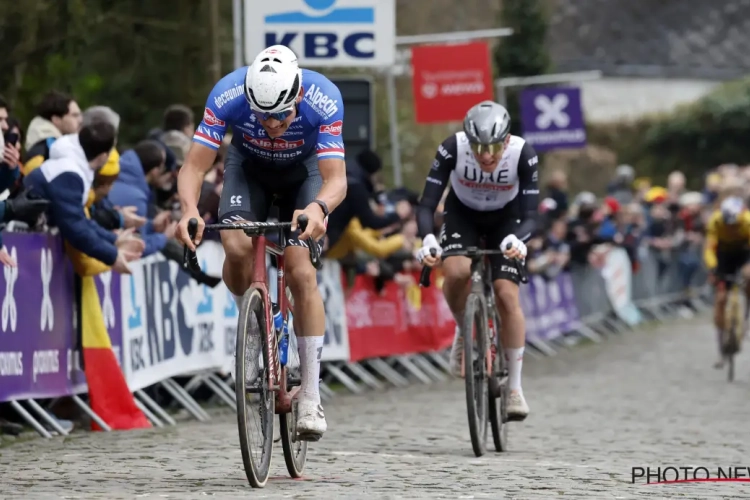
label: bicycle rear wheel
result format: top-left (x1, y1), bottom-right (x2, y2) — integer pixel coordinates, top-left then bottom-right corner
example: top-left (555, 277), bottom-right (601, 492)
top-left (279, 311), bottom-right (308, 478)
top-left (487, 305), bottom-right (508, 452)
top-left (463, 293), bottom-right (489, 457)
top-left (235, 288), bottom-right (274, 488)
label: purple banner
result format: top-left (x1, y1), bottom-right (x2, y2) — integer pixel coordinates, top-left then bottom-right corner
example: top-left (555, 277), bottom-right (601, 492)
top-left (0, 233), bottom-right (124, 402)
top-left (519, 86), bottom-right (586, 152)
top-left (0, 233), bottom-right (79, 401)
top-left (95, 271), bottom-right (123, 366)
top-left (521, 272), bottom-right (581, 343)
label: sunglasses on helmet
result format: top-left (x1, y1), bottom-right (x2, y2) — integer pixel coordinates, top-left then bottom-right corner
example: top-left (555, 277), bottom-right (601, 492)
top-left (469, 141), bottom-right (506, 156)
top-left (254, 107), bottom-right (295, 122)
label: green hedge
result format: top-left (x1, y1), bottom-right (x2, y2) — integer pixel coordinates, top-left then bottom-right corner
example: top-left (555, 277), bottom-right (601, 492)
top-left (588, 77), bottom-right (750, 187)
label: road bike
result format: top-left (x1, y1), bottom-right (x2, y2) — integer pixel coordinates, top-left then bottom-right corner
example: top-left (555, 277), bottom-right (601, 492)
top-left (718, 271), bottom-right (746, 382)
top-left (183, 215), bottom-right (322, 488)
top-left (420, 243), bottom-right (527, 457)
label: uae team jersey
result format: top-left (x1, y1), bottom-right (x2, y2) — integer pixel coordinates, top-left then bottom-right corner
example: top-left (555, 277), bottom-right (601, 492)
top-left (193, 67), bottom-right (345, 166)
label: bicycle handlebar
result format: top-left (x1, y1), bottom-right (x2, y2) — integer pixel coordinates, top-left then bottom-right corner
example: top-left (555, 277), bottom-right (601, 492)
top-left (182, 214), bottom-right (322, 275)
top-left (418, 242), bottom-right (528, 288)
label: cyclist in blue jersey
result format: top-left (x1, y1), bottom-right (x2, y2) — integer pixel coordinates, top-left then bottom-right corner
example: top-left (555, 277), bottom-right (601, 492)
top-left (176, 45), bottom-right (348, 441)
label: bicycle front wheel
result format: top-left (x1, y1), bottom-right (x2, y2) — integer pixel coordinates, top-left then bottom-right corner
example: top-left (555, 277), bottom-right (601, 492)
top-left (235, 288), bottom-right (274, 488)
top-left (464, 293), bottom-right (489, 457)
top-left (487, 305), bottom-right (508, 452)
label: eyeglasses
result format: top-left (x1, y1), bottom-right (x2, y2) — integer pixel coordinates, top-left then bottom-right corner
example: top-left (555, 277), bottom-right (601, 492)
top-left (469, 142), bottom-right (505, 156)
top-left (254, 108), bottom-right (294, 122)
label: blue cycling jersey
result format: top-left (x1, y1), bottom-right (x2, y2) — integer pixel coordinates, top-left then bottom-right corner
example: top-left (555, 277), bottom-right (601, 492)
top-left (193, 67), bottom-right (345, 165)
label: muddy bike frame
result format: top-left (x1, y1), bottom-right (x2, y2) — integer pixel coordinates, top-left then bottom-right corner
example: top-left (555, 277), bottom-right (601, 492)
top-left (182, 216), bottom-right (322, 413)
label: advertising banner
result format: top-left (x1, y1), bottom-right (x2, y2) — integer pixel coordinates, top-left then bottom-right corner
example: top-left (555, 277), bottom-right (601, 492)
top-left (522, 272), bottom-right (581, 343)
top-left (346, 271), bottom-right (454, 362)
top-left (601, 246), bottom-right (642, 326)
top-left (120, 243), bottom-right (235, 391)
top-left (411, 41), bottom-right (494, 124)
top-left (244, 0), bottom-right (396, 67)
top-left (519, 86), bottom-right (586, 152)
top-left (0, 233), bottom-right (80, 402)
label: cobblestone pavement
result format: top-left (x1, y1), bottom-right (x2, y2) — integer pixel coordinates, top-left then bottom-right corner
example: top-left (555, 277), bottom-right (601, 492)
top-left (3, 316), bottom-right (750, 499)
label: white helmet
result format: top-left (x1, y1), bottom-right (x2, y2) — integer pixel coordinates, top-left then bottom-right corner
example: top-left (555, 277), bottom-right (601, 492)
top-left (721, 196), bottom-right (744, 225)
top-left (245, 45), bottom-right (302, 114)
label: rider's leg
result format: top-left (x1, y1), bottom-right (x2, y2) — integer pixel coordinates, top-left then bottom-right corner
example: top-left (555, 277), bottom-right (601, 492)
top-left (442, 256), bottom-right (472, 325)
top-left (740, 260), bottom-right (750, 318)
top-left (220, 231), bottom-right (254, 303)
top-left (216, 145), bottom-right (266, 307)
top-left (442, 255), bottom-right (472, 377)
top-left (491, 256), bottom-right (529, 421)
top-left (285, 246), bottom-right (325, 404)
top-left (284, 160), bottom-right (326, 440)
top-left (438, 194), bottom-right (480, 377)
top-left (714, 279), bottom-right (728, 367)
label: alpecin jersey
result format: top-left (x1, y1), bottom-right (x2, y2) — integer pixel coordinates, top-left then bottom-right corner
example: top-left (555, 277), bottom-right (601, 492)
top-left (193, 67), bottom-right (345, 165)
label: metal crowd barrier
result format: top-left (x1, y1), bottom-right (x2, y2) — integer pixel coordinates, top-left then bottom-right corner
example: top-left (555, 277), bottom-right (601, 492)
top-left (0, 234), bottom-right (709, 437)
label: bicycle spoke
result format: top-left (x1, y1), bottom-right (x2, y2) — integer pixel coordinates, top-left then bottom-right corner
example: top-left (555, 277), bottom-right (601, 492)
top-left (279, 309), bottom-right (308, 478)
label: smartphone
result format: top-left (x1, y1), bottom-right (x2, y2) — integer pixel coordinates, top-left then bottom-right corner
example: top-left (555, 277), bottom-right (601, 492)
top-left (4, 132), bottom-right (18, 147)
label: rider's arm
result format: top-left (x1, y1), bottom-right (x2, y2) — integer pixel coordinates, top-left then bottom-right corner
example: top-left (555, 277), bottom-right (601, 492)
top-left (178, 144), bottom-right (218, 214)
top-left (315, 158), bottom-right (347, 213)
top-left (515, 141), bottom-right (540, 242)
top-left (703, 216), bottom-right (719, 270)
top-left (180, 88), bottom-right (232, 213)
top-left (416, 135), bottom-right (457, 237)
top-left (314, 84), bottom-right (348, 213)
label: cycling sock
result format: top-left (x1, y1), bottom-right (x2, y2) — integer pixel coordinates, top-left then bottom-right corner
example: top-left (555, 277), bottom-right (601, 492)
top-left (297, 335), bottom-right (324, 405)
top-left (452, 311), bottom-right (464, 333)
top-left (504, 347), bottom-right (524, 392)
top-left (232, 294), bottom-right (243, 310)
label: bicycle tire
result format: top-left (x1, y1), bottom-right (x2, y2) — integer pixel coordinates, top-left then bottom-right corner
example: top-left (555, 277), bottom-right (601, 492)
top-left (725, 285), bottom-right (743, 382)
top-left (280, 309), bottom-right (308, 478)
top-left (235, 288), bottom-right (274, 488)
top-left (464, 293), bottom-right (489, 457)
top-left (487, 306), bottom-right (508, 452)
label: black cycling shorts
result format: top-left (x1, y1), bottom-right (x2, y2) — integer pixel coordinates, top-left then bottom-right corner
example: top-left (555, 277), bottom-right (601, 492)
top-left (716, 248), bottom-right (750, 278)
top-left (218, 145), bottom-right (323, 248)
top-left (439, 190), bottom-right (523, 284)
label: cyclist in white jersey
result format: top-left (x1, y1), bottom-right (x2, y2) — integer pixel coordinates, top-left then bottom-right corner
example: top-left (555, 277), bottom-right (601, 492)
top-left (415, 101), bottom-right (539, 421)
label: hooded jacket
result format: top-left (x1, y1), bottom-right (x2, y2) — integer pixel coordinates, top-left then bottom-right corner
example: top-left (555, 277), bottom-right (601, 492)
top-left (25, 116), bottom-right (62, 151)
top-left (23, 134), bottom-right (118, 265)
top-left (108, 150), bottom-right (166, 256)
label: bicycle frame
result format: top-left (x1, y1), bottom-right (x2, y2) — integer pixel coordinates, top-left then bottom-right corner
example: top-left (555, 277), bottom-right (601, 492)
top-left (183, 217), bottom-right (321, 415)
top-left (249, 232), bottom-right (298, 414)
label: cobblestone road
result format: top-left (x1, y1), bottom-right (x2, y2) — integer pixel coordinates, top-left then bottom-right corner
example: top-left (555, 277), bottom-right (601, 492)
top-left (3, 316), bottom-right (750, 499)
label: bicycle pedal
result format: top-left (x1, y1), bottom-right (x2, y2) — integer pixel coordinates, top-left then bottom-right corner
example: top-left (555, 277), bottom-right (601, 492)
top-left (297, 431), bottom-right (322, 442)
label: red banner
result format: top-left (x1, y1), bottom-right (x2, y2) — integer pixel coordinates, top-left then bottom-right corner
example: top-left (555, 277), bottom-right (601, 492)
top-left (345, 271), bottom-right (456, 362)
top-left (411, 41), bottom-right (495, 124)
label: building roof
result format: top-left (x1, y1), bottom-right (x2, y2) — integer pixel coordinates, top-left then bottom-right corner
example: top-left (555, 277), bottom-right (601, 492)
top-left (545, 0), bottom-right (750, 80)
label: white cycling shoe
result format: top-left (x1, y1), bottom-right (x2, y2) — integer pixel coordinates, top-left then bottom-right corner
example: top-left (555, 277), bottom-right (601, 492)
top-left (296, 399), bottom-right (327, 441)
top-left (507, 390), bottom-right (530, 421)
top-left (449, 327), bottom-right (464, 378)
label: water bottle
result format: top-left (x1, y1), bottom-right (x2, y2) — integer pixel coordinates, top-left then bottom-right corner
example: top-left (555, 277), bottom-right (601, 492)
top-left (271, 303), bottom-right (283, 336)
top-left (279, 321), bottom-right (290, 366)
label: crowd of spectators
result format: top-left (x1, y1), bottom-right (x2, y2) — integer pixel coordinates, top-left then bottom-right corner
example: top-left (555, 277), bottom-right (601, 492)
top-left (0, 90), bottom-right (737, 304)
top-left (0, 89), bottom-right (738, 434)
